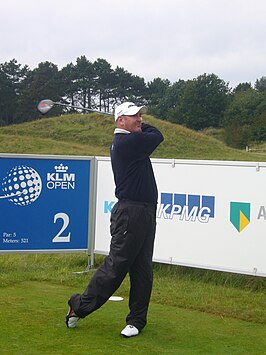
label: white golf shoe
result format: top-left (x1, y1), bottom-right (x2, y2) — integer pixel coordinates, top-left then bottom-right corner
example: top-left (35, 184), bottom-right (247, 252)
top-left (66, 307), bottom-right (80, 328)
top-left (121, 325), bottom-right (139, 338)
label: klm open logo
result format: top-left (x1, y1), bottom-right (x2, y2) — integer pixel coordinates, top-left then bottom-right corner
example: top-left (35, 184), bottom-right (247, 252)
top-left (158, 193), bottom-right (215, 223)
top-left (230, 202), bottom-right (251, 232)
top-left (1, 165), bottom-right (42, 206)
top-left (46, 163), bottom-right (76, 190)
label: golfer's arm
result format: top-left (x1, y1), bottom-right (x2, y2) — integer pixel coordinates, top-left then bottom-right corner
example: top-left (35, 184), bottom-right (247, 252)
top-left (141, 123), bottom-right (164, 153)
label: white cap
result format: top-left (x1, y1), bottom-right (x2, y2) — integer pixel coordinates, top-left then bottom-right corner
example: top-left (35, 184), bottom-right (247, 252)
top-left (114, 102), bottom-right (147, 121)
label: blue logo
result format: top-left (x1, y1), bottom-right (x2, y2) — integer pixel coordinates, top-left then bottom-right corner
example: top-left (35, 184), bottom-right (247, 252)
top-left (1, 165), bottom-right (42, 206)
top-left (104, 200), bottom-right (116, 213)
top-left (158, 193), bottom-right (215, 223)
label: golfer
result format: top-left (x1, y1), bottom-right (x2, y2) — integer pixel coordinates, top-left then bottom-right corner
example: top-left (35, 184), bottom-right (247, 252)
top-left (66, 102), bottom-right (164, 337)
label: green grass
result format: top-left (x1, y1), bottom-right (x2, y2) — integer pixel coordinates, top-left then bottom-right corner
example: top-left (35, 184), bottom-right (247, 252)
top-left (0, 113), bottom-right (265, 161)
top-left (1, 281), bottom-right (266, 355)
top-left (0, 254), bottom-right (265, 354)
top-left (1, 254), bottom-right (265, 324)
top-left (201, 128), bottom-right (226, 142)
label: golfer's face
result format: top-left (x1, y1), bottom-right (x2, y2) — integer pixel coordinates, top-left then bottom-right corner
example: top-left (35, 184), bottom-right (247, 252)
top-left (122, 112), bottom-right (142, 132)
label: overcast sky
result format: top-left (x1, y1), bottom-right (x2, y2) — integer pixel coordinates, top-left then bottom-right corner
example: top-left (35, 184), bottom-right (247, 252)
top-left (1, 0), bottom-right (265, 88)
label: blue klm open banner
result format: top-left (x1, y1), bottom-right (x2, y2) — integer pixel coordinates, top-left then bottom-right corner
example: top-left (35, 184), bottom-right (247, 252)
top-left (0, 155), bottom-right (91, 252)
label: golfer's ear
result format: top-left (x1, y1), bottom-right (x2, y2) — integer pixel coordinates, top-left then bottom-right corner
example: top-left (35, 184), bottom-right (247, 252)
top-left (117, 116), bottom-right (124, 127)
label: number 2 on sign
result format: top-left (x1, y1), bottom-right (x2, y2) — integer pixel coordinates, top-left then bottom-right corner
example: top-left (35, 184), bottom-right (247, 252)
top-left (52, 212), bottom-right (71, 243)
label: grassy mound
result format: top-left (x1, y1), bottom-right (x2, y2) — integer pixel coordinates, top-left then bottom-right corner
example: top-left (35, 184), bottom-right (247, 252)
top-left (0, 113), bottom-right (265, 161)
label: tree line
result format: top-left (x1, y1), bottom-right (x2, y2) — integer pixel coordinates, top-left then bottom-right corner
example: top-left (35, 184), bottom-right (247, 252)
top-left (0, 56), bottom-right (265, 148)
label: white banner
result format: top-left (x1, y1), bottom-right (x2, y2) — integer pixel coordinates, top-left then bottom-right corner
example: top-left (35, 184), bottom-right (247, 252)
top-left (94, 157), bottom-right (266, 277)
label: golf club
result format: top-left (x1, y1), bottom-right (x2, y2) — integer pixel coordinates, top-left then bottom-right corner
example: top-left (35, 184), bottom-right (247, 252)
top-left (37, 99), bottom-right (113, 116)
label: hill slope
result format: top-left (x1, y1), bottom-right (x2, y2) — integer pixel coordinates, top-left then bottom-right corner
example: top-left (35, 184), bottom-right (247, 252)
top-left (0, 113), bottom-right (265, 161)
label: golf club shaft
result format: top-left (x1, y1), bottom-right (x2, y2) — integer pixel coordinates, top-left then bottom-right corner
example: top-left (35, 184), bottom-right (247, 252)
top-left (53, 101), bottom-right (112, 115)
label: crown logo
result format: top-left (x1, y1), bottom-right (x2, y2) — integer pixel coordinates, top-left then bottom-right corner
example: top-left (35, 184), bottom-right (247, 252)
top-left (54, 164), bottom-right (68, 173)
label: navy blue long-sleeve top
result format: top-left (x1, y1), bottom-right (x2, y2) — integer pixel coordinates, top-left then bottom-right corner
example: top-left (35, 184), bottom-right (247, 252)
top-left (110, 123), bottom-right (164, 204)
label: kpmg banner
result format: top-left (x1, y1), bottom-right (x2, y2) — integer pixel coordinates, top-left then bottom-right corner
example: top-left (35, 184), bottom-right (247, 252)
top-left (94, 157), bottom-right (266, 277)
top-left (0, 155), bottom-right (91, 253)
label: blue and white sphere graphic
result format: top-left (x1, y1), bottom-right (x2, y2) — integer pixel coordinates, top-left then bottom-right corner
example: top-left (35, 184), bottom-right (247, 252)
top-left (2, 165), bottom-right (42, 206)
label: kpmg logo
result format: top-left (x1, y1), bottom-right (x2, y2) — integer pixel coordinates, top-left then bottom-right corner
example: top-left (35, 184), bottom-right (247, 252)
top-left (158, 193), bottom-right (215, 223)
top-left (230, 202), bottom-right (251, 232)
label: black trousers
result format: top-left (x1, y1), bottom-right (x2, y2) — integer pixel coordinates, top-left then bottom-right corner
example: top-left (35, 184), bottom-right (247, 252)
top-left (69, 199), bottom-right (157, 331)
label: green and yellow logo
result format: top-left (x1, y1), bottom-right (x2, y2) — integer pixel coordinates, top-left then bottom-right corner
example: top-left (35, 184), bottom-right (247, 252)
top-left (230, 202), bottom-right (251, 232)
